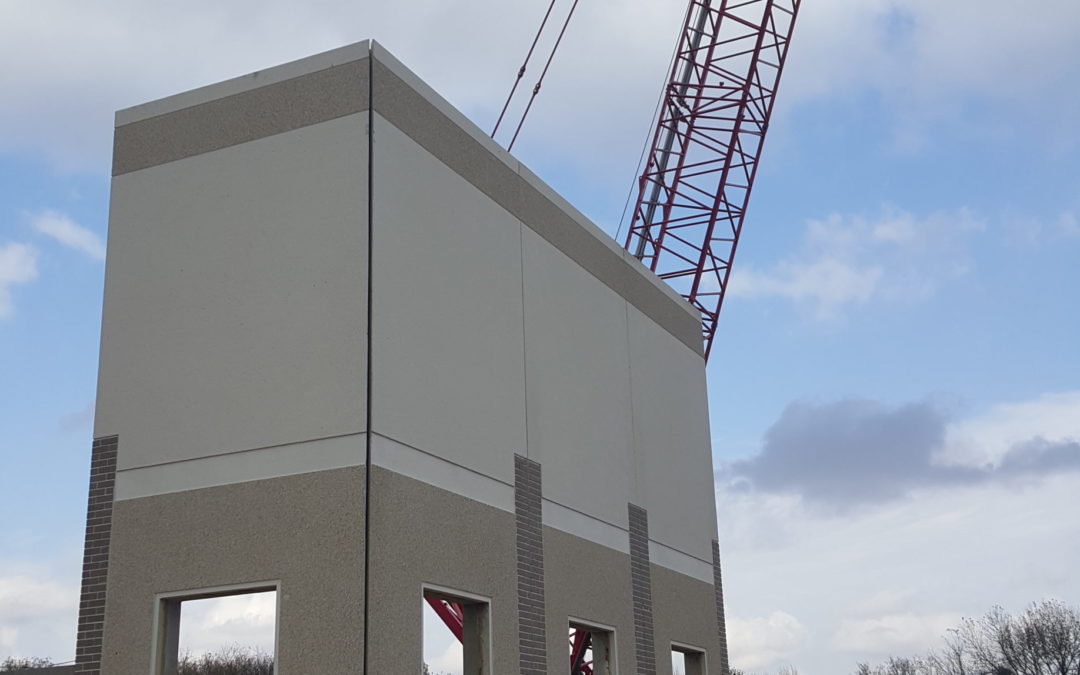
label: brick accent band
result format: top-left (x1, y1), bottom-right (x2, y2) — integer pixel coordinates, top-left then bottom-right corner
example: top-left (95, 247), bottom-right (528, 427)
top-left (515, 455), bottom-right (546, 675)
top-left (75, 435), bottom-right (118, 675)
top-left (629, 503), bottom-right (656, 675)
top-left (712, 539), bottom-right (731, 675)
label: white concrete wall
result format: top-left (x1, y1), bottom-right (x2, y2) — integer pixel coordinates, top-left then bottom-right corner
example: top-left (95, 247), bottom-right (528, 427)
top-left (628, 306), bottom-right (718, 563)
top-left (368, 108), bottom-right (716, 571)
top-left (369, 113), bottom-right (526, 486)
top-left (521, 227), bottom-right (635, 529)
top-left (96, 113), bottom-right (369, 472)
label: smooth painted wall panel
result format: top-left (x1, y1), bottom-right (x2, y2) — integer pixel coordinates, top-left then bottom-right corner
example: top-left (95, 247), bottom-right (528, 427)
top-left (370, 113), bottom-right (526, 486)
top-left (522, 227), bottom-right (636, 529)
top-left (96, 114), bottom-right (369, 470)
top-left (629, 306), bottom-right (717, 563)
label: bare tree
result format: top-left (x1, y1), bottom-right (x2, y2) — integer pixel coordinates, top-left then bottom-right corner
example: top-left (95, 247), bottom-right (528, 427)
top-left (860, 601), bottom-right (1080, 675)
top-left (949, 600), bottom-right (1080, 675)
top-left (0, 658), bottom-right (55, 671)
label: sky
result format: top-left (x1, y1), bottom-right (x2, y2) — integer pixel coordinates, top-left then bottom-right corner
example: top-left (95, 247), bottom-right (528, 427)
top-left (1, 0), bottom-right (1079, 673)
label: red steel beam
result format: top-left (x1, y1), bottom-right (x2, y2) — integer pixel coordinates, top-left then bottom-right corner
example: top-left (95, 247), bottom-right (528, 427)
top-left (570, 628), bottom-right (593, 675)
top-left (425, 597), bottom-right (464, 642)
top-left (625, 0), bottom-right (801, 359)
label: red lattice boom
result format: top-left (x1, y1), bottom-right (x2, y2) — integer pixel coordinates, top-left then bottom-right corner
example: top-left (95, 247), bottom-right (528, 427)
top-left (625, 0), bottom-right (800, 359)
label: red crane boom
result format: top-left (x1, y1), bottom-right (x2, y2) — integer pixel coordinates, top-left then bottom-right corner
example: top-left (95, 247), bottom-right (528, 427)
top-left (625, 0), bottom-right (801, 359)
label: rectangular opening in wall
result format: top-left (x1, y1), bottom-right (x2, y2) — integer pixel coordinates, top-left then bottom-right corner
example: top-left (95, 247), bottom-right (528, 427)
top-left (155, 585), bottom-right (277, 675)
top-left (422, 587), bottom-right (490, 675)
top-left (671, 643), bottom-right (706, 675)
top-left (569, 620), bottom-right (615, 675)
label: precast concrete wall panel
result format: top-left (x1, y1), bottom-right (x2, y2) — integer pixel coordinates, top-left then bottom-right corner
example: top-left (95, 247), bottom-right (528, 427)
top-left (628, 305), bottom-right (718, 566)
top-left (369, 112), bottom-right (526, 486)
top-left (96, 114), bottom-right (370, 471)
top-left (521, 227), bottom-right (636, 531)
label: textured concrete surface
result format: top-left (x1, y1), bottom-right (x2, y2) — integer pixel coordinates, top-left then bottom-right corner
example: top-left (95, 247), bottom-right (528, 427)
top-left (544, 526), bottom-right (636, 674)
top-left (365, 466), bottom-right (518, 675)
top-left (113, 58), bottom-right (369, 175)
top-left (100, 467), bottom-right (365, 674)
top-left (652, 563), bottom-right (725, 675)
top-left (117, 42), bottom-right (372, 126)
top-left (98, 113), bottom-right (369, 472)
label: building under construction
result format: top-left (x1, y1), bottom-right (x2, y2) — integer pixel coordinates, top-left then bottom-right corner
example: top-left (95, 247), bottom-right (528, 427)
top-left (73, 40), bottom-right (737, 675)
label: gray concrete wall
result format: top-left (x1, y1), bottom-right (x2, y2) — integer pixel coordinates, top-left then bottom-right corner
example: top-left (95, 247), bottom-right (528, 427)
top-left (365, 466), bottom-right (519, 674)
top-left (100, 467), bottom-right (365, 675)
top-left (544, 527), bottom-right (637, 673)
top-left (652, 564), bottom-right (726, 675)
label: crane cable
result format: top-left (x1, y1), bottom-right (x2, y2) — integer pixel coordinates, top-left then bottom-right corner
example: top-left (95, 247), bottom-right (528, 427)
top-left (491, 0), bottom-right (559, 139)
top-left (508, 0), bottom-right (581, 151)
top-left (496, 0), bottom-right (582, 151)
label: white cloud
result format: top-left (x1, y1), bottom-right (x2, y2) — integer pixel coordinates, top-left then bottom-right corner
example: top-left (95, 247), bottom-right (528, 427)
top-left (733, 258), bottom-right (883, 320)
top-left (0, 572), bottom-right (78, 661)
top-left (849, 590), bottom-right (915, 617)
top-left (718, 390), bottom-right (1080, 672)
top-left (727, 611), bottom-right (808, 670)
top-left (1002, 210), bottom-right (1080, 247)
top-left (177, 592), bottom-right (276, 658)
top-left (1060, 211), bottom-right (1080, 237)
top-left (0, 242), bottom-right (38, 319)
top-left (942, 391), bottom-right (1080, 468)
top-left (1, 0), bottom-right (1078, 173)
top-left (832, 612), bottom-right (961, 655)
top-left (0, 0), bottom-right (683, 178)
top-left (729, 206), bottom-right (984, 318)
top-left (719, 471), bottom-right (1080, 673)
top-left (782, 0), bottom-right (1080, 149)
top-left (29, 211), bottom-right (106, 261)
top-left (427, 640), bottom-right (464, 675)
top-left (423, 598), bottom-right (463, 675)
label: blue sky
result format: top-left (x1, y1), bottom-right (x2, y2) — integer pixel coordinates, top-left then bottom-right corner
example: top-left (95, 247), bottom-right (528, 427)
top-left (1, 1), bottom-right (1079, 672)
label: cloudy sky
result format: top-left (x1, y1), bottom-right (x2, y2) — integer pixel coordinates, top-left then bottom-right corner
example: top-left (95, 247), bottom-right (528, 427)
top-left (1, 1), bottom-right (1079, 673)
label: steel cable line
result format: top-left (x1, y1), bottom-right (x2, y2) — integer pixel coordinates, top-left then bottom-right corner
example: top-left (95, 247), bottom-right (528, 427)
top-left (491, 0), bottom-right (560, 139)
top-left (506, 0), bottom-right (581, 151)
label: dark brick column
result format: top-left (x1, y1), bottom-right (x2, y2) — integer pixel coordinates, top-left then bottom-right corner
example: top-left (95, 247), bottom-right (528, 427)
top-left (515, 455), bottom-right (546, 675)
top-left (629, 503), bottom-right (656, 675)
top-left (74, 435), bottom-right (118, 675)
top-left (712, 539), bottom-right (731, 675)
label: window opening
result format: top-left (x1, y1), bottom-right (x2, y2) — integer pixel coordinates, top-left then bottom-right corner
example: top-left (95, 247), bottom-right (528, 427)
top-left (422, 587), bottom-right (490, 675)
top-left (569, 620), bottom-right (614, 675)
top-left (671, 643), bottom-right (706, 675)
top-left (156, 586), bottom-right (277, 675)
